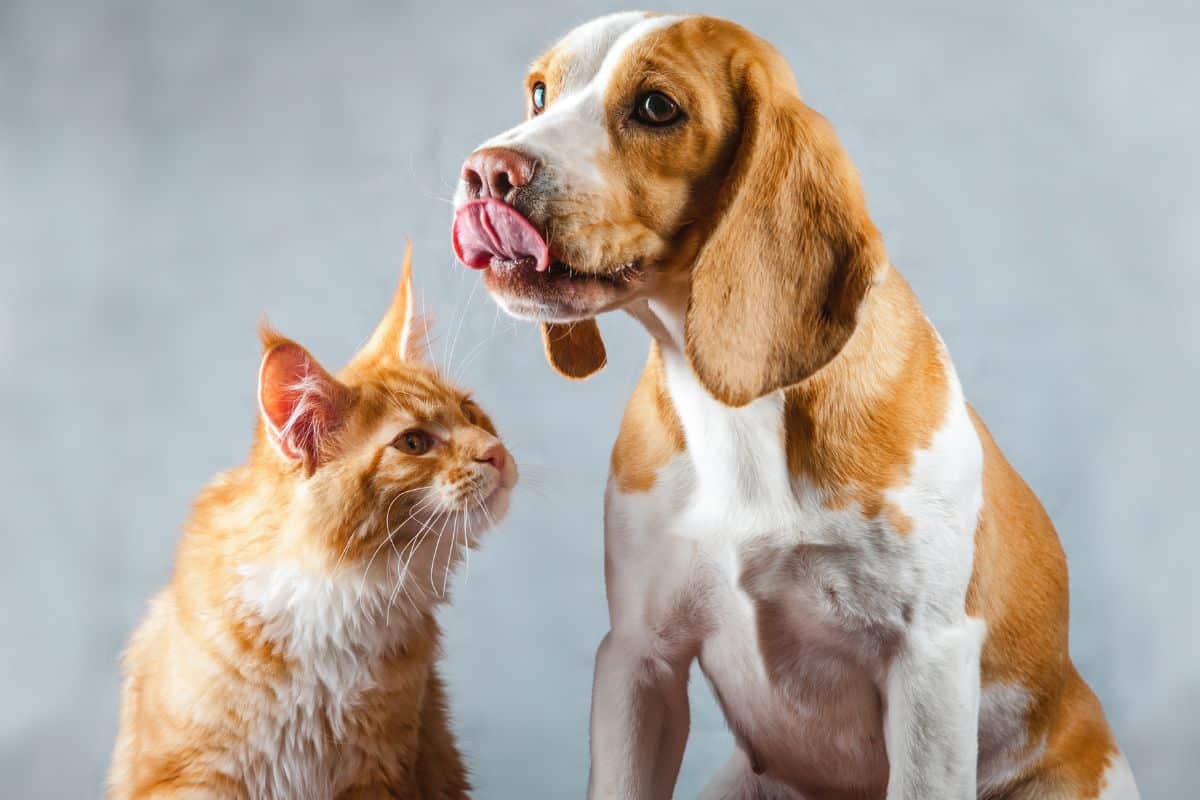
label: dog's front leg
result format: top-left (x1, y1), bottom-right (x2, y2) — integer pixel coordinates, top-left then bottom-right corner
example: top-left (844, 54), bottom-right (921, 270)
top-left (587, 631), bottom-right (690, 800)
top-left (883, 620), bottom-right (986, 800)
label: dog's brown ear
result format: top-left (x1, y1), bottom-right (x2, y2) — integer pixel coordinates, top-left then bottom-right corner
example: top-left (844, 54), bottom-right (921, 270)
top-left (541, 320), bottom-right (607, 380)
top-left (685, 48), bottom-right (886, 407)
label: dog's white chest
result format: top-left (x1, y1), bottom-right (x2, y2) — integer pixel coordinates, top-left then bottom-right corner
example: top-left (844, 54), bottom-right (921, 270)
top-left (696, 525), bottom-right (898, 791)
top-left (609, 472), bottom-right (903, 792)
top-left (602, 342), bottom-right (981, 794)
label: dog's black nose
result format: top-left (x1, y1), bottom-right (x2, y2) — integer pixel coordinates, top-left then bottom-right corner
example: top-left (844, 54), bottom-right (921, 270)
top-left (461, 147), bottom-right (536, 204)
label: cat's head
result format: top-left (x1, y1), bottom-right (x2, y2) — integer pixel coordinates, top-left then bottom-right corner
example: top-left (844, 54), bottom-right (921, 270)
top-left (251, 245), bottom-right (517, 588)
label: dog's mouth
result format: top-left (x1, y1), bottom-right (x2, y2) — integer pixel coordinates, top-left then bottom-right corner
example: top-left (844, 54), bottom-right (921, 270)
top-left (452, 198), bottom-right (643, 321)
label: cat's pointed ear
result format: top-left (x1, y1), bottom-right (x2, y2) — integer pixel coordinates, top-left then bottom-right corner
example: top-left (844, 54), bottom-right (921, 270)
top-left (541, 320), bottom-right (606, 380)
top-left (257, 322), bottom-right (352, 474)
top-left (353, 241), bottom-right (431, 368)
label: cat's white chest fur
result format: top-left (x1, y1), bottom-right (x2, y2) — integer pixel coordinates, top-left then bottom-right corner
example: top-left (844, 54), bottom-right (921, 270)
top-left (231, 563), bottom-right (412, 799)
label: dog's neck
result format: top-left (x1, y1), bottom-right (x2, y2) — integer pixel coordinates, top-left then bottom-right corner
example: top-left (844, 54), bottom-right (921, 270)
top-left (628, 288), bottom-right (796, 508)
top-left (628, 264), bottom-right (915, 410)
top-left (625, 265), bottom-right (932, 506)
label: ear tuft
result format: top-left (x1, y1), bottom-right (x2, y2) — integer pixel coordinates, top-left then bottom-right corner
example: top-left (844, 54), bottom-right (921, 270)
top-left (257, 335), bottom-right (351, 472)
top-left (351, 240), bottom-right (431, 369)
top-left (258, 317), bottom-right (290, 351)
top-left (541, 321), bottom-right (607, 380)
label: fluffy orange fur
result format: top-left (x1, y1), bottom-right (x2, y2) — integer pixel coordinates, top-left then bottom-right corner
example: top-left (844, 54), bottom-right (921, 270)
top-left (109, 247), bottom-right (516, 799)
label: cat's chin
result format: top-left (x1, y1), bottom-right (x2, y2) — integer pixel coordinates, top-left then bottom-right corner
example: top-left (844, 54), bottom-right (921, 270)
top-left (474, 482), bottom-right (513, 530)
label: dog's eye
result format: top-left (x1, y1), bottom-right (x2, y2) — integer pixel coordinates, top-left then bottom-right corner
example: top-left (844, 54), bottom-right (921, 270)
top-left (633, 91), bottom-right (680, 126)
top-left (393, 429), bottom-right (434, 456)
top-left (531, 82), bottom-right (546, 114)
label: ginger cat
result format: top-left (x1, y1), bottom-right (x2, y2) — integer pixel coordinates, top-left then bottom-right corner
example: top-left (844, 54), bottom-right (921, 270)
top-left (109, 248), bottom-right (517, 799)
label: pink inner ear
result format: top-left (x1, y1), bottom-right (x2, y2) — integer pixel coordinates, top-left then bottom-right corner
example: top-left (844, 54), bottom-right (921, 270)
top-left (259, 342), bottom-right (346, 467)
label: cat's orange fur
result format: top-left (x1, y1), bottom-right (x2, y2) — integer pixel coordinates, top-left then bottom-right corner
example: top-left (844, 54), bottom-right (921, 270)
top-left (109, 247), bottom-right (517, 799)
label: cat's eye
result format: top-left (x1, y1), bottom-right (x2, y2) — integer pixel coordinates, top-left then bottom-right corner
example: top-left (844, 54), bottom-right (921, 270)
top-left (633, 91), bottom-right (680, 126)
top-left (531, 81), bottom-right (546, 114)
top-left (393, 429), bottom-right (434, 456)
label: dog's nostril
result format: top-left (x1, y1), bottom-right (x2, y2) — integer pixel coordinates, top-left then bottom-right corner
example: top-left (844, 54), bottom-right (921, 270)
top-left (492, 170), bottom-right (513, 197)
top-left (461, 147), bottom-right (536, 201)
top-left (462, 167), bottom-right (484, 199)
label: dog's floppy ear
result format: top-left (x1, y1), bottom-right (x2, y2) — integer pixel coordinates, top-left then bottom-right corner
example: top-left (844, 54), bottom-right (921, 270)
top-left (685, 49), bottom-right (886, 407)
top-left (541, 320), bottom-right (607, 380)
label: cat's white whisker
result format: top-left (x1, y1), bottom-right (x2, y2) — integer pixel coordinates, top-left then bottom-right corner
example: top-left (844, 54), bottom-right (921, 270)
top-left (359, 493), bottom-right (438, 594)
top-left (460, 493), bottom-right (485, 586)
top-left (459, 493), bottom-right (488, 587)
top-left (385, 540), bottom-right (422, 626)
top-left (386, 499), bottom-right (442, 584)
top-left (429, 510), bottom-right (453, 597)
top-left (436, 510), bottom-right (461, 598)
top-left (384, 485), bottom-right (436, 530)
top-left (397, 508), bottom-right (440, 577)
top-left (336, 484), bottom-right (431, 575)
top-left (443, 270), bottom-right (480, 382)
top-left (394, 507), bottom-right (448, 615)
top-left (506, 459), bottom-right (554, 501)
top-left (398, 505), bottom-right (446, 578)
top-left (387, 508), bottom-right (448, 624)
top-left (441, 511), bottom-right (462, 597)
top-left (475, 489), bottom-right (499, 536)
top-left (451, 335), bottom-right (492, 385)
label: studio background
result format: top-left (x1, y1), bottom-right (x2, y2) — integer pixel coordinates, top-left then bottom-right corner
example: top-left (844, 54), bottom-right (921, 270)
top-left (2, 1), bottom-right (1197, 797)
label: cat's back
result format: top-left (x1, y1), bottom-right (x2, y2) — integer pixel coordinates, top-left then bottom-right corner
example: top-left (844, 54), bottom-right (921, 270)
top-left (108, 472), bottom-right (248, 796)
top-left (107, 480), bottom-right (292, 797)
top-left (108, 585), bottom-right (227, 798)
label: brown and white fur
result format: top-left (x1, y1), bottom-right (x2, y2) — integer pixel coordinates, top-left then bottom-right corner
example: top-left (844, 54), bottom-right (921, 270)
top-left (451, 12), bottom-right (1138, 800)
top-left (109, 249), bottom-right (517, 799)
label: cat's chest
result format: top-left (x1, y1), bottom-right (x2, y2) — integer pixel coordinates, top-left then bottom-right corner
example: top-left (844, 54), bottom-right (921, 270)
top-left (230, 565), bottom-right (423, 798)
top-left (237, 673), bottom-right (378, 799)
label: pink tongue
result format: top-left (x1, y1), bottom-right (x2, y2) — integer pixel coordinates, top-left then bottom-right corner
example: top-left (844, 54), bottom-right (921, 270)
top-left (451, 198), bottom-right (550, 271)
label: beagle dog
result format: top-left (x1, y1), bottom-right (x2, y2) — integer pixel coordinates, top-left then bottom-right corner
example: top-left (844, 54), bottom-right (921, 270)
top-left (451, 12), bottom-right (1139, 800)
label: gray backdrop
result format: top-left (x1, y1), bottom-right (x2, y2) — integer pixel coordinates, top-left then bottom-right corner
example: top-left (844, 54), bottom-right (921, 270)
top-left (2, 1), bottom-right (1197, 797)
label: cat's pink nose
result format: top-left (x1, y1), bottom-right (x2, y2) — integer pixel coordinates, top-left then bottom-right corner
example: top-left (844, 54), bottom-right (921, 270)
top-left (475, 442), bottom-right (507, 472)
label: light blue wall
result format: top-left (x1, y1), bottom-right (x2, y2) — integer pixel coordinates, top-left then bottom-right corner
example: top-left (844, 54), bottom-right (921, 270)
top-left (1, 1), bottom-right (1196, 796)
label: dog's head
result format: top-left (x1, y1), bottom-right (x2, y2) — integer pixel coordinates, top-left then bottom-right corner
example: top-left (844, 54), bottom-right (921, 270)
top-left (452, 12), bottom-right (886, 406)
